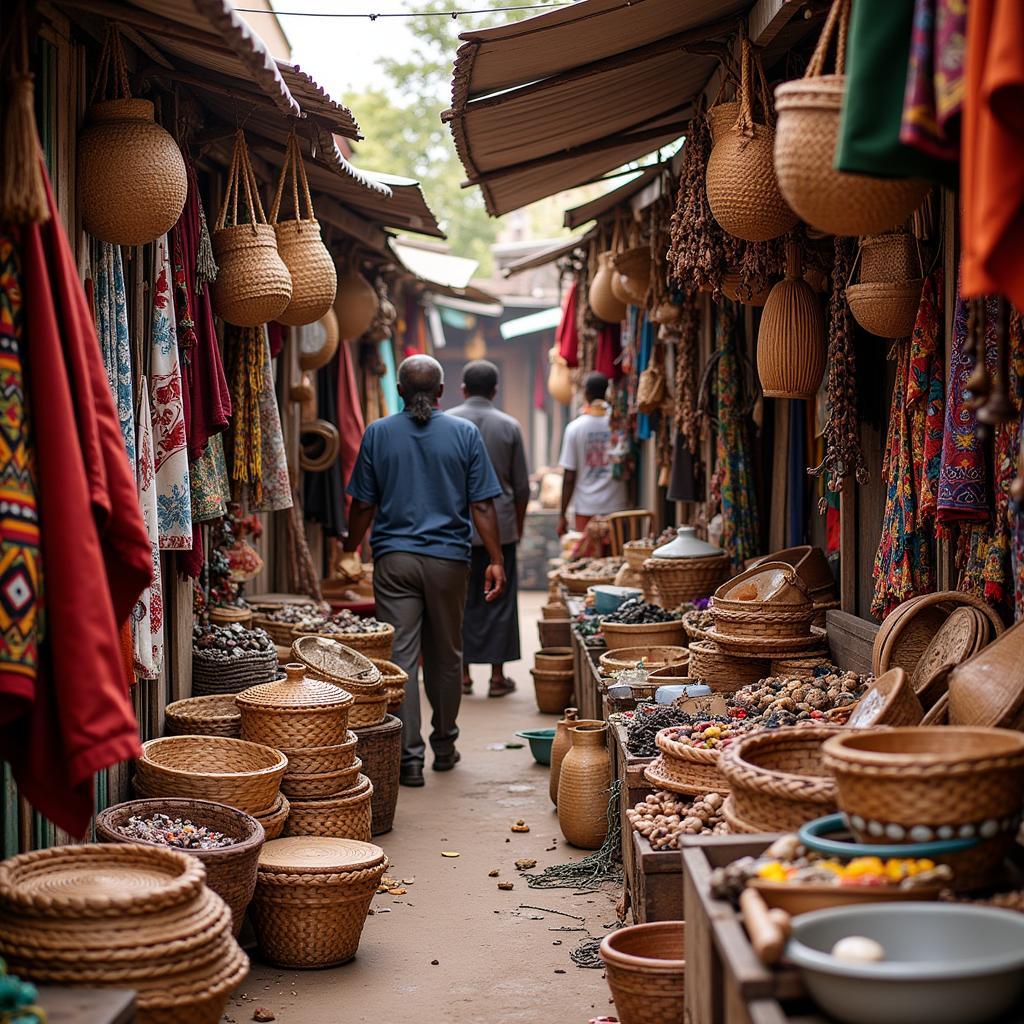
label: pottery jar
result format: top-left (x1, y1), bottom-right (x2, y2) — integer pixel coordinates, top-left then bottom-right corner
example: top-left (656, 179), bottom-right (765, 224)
top-left (557, 723), bottom-right (612, 849)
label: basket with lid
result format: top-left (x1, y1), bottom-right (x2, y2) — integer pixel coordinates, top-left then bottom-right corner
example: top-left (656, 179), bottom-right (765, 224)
top-left (250, 836), bottom-right (387, 968)
top-left (642, 527), bottom-right (730, 608)
top-left (236, 663), bottom-right (354, 749)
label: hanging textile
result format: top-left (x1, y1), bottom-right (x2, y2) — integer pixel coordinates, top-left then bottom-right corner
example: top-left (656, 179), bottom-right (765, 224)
top-left (900, 0), bottom-right (967, 161)
top-left (303, 355), bottom-right (345, 538)
top-left (635, 315), bottom-right (654, 442)
top-left (714, 305), bottom-right (760, 569)
top-left (226, 324), bottom-right (264, 500)
top-left (0, 166), bottom-right (151, 837)
top-left (787, 401), bottom-right (807, 546)
top-left (93, 240), bottom-right (135, 463)
top-left (556, 281), bottom-right (580, 367)
top-left (133, 382), bottom-right (163, 680)
top-left (378, 337), bottom-right (399, 418)
top-left (594, 323), bottom-right (622, 381)
top-left (337, 337), bottom-right (365, 502)
top-left (150, 235), bottom-right (191, 550)
top-left (0, 230), bottom-right (41, 704)
top-left (960, 0), bottom-right (1024, 311)
top-left (252, 326), bottom-right (292, 512)
top-left (190, 432), bottom-right (231, 523)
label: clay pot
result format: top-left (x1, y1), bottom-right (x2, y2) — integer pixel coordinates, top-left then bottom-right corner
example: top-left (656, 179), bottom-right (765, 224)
top-left (557, 723), bottom-right (612, 849)
top-left (589, 251), bottom-right (627, 324)
top-left (549, 708), bottom-right (579, 805)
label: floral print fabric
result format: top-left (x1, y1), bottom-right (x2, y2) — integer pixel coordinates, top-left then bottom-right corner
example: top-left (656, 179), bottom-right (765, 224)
top-left (94, 241), bottom-right (135, 464)
top-left (133, 381), bottom-right (163, 680)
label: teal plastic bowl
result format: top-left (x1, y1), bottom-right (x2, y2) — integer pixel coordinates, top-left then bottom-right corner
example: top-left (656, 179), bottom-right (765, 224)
top-left (800, 814), bottom-right (980, 859)
top-left (515, 728), bottom-right (556, 766)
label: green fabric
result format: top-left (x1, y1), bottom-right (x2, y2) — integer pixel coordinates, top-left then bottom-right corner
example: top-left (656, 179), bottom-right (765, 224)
top-left (836, 0), bottom-right (953, 186)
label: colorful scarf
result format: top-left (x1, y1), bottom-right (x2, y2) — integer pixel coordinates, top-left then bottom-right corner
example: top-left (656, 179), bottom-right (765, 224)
top-left (94, 240), bottom-right (135, 463)
top-left (252, 326), bottom-right (293, 513)
top-left (226, 324), bottom-right (264, 500)
top-left (0, 229), bottom-right (41, 699)
top-left (715, 305), bottom-right (760, 569)
top-left (150, 235), bottom-right (192, 550)
top-left (133, 382), bottom-right (163, 680)
top-left (190, 432), bottom-right (230, 523)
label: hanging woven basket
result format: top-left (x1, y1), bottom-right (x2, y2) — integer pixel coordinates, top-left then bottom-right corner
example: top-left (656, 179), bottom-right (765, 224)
top-left (612, 246), bottom-right (651, 305)
top-left (845, 232), bottom-right (924, 338)
top-left (589, 250), bottom-right (626, 323)
top-left (78, 29), bottom-right (186, 245)
top-left (335, 261), bottom-right (379, 339)
top-left (757, 243), bottom-right (825, 399)
top-left (270, 131), bottom-right (337, 326)
top-left (706, 37), bottom-right (797, 242)
top-left (707, 100), bottom-right (740, 144)
top-left (212, 130), bottom-right (292, 327)
top-left (773, 0), bottom-right (929, 237)
top-left (858, 231), bottom-right (919, 284)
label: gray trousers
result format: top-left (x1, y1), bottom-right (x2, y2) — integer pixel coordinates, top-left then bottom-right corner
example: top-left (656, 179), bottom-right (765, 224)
top-left (373, 551), bottom-right (470, 768)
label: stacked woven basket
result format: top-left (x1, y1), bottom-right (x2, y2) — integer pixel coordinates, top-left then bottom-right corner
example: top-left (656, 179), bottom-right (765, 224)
top-left (293, 635), bottom-right (389, 728)
top-left (192, 623), bottom-right (279, 697)
top-left (0, 844), bottom-right (247, 1024)
top-left (532, 647), bottom-right (574, 714)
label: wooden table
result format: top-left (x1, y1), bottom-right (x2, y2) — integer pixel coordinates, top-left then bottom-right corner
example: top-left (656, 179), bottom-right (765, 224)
top-left (571, 631), bottom-right (604, 721)
top-left (38, 988), bottom-right (136, 1023)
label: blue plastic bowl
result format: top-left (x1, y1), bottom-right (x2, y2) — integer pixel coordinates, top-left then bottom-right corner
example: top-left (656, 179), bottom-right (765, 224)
top-left (800, 813), bottom-right (980, 860)
top-left (589, 585), bottom-right (642, 615)
top-left (515, 728), bottom-right (556, 766)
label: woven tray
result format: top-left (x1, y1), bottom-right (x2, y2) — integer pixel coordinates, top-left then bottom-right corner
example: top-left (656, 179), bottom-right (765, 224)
top-left (291, 634), bottom-right (382, 690)
top-left (164, 694), bottom-right (241, 738)
top-left (354, 714), bottom-right (402, 836)
top-left (292, 624), bottom-right (394, 662)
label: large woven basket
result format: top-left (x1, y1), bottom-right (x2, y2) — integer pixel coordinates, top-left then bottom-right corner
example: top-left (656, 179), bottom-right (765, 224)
top-left (686, 640), bottom-right (769, 692)
top-left (371, 659), bottom-right (409, 712)
top-left (601, 619), bottom-right (686, 651)
top-left (531, 668), bottom-right (575, 715)
top-left (643, 553), bottom-right (730, 608)
top-left (773, 0), bottom-right (929, 237)
top-left (292, 624), bottom-right (394, 661)
top-left (192, 644), bottom-right (278, 698)
top-left (135, 736), bottom-right (287, 816)
top-left (947, 618), bottom-right (1024, 729)
top-left (164, 694), bottom-right (241, 738)
top-left (601, 922), bottom-right (686, 1024)
top-left (612, 247), bottom-right (650, 305)
top-left (535, 647), bottom-right (574, 671)
top-left (599, 645), bottom-right (689, 676)
top-left (354, 714), bottom-right (402, 836)
top-left (291, 634), bottom-right (384, 689)
top-left (284, 775), bottom-right (374, 841)
top-left (643, 729), bottom-right (729, 796)
top-left (822, 727), bottom-right (1024, 889)
top-left (719, 727), bottom-right (839, 832)
top-left (250, 837), bottom-right (387, 968)
top-left (277, 732), bottom-right (357, 776)
top-left (95, 798), bottom-right (264, 937)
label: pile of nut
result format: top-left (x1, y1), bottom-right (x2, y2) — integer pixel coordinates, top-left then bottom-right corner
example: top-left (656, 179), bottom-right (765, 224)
top-left (601, 598), bottom-right (680, 625)
top-left (731, 670), bottom-right (866, 724)
top-left (627, 790), bottom-right (727, 849)
top-left (300, 609), bottom-right (391, 635)
top-left (193, 622), bottom-right (275, 660)
top-left (265, 602), bottom-right (330, 626)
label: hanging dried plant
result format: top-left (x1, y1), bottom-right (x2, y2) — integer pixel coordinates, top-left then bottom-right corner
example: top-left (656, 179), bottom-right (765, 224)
top-left (809, 236), bottom-right (869, 508)
top-left (673, 289), bottom-right (701, 453)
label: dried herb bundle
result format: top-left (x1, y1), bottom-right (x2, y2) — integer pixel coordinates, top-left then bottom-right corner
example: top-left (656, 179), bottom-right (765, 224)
top-left (673, 289), bottom-right (701, 453)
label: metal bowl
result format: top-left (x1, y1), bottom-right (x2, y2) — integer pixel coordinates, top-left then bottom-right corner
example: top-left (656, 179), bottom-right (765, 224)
top-left (787, 903), bottom-right (1024, 1024)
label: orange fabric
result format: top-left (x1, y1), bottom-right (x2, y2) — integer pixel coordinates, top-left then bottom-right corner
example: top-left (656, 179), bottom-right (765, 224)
top-left (961, 0), bottom-right (1024, 306)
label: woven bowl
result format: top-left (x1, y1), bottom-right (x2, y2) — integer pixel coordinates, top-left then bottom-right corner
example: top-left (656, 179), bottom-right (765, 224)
top-left (644, 729), bottom-right (729, 796)
top-left (164, 694), bottom-right (241, 738)
top-left (599, 645), bottom-right (689, 676)
top-left (254, 793), bottom-right (290, 841)
top-left (600, 922), bottom-right (686, 1024)
top-left (291, 634), bottom-right (382, 690)
top-left (277, 732), bottom-right (358, 775)
top-left (846, 279), bottom-right (924, 339)
top-left (136, 736), bottom-right (287, 816)
top-left (371, 659), bottom-right (409, 710)
top-left (293, 624), bottom-right (394, 662)
top-left (623, 540), bottom-right (655, 573)
top-left (280, 758), bottom-right (364, 800)
top-left (284, 776), bottom-right (374, 842)
top-left (601, 620), bottom-right (686, 651)
top-left (847, 668), bottom-right (923, 728)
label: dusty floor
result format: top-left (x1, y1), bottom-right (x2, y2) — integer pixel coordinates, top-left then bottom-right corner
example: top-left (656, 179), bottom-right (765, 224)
top-left (224, 591), bottom-right (617, 1024)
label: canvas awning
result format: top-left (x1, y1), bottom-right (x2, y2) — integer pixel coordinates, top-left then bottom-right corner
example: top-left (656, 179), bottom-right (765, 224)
top-left (563, 165), bottom-right (666, 229)
top-left (500, 306), bottom-right (562, 340)
top-left (444, 0), bottom-right (814, 216)
top-left (502, 234), bottom-right (589, 277)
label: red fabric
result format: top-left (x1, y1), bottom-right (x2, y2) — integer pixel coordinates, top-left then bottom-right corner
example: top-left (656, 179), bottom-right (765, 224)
top-left (337, 338), bottom-right (366, 510)
top-left (0, 165), bottom-right (151, 837)
top-left (595, 323), bottom-right (623, 380)
top-left (960, 0), bottom-right (1024, 307)
top-left (556, 282), bottom-right (580, 367)
top-left (267, 321), bottom-right (285, 360)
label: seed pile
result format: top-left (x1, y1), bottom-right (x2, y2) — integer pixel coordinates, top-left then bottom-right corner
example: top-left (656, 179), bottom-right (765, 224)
top-left (601, 598), bottom-right (680, 625)
top-left (193, 622), bottom-right (275, 660)
top-left (560, 557), bottom-right (624, 580)
top-left (115, 813), bottom-right (237, 850)
top-left (265, 602), bottom-right (330, 625)
top-left (624, 705), bottom-right (727, 757)
top-left (305, 609), bottom-right (390, 635)
top-left (731, 670), bottom-right (866, 724)
top-left (627, 791), bottom-right (727, 849)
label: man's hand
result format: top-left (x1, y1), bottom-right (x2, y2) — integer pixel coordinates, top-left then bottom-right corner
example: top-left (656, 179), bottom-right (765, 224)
top-left (484, 561), bottom-right (507, 602)
top-left (556, 514), bottom-right (568, 537)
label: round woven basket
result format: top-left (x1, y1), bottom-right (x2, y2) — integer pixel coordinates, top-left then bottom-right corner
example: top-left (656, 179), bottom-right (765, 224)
top-left (599, 645), bottom-right (689, 676)
top-left (280, 758), bottom-right (363, 800)
top-left (531, 668), bottom-right (575, 715)
top-left (859, 231), bottom-right (919, 283)
top-left (95, 798), bottom-right (264, 938)
top-left (559, 571), bottom-right (619, 595)
top-left (535, 647), bottom-right (574, 671)
top-left (135, 736), bottom-right (287, 816)
top-left (600, 922), bottom-right (686, 1024)
top-left (348, 690), bottom-right (389, 728)
top-left (284, 776), bottom-right (374, 841)
top-left (846, 279), bottom-right (924, 339)
top-left (370, 659), bottom-right (408, 711)
top-left (354, 714), bottom-right (402, 836)
top-left (78, 99), bottom-right (187, 246)
top-left (236, 663), bottom-right (354, 749)
top-left (688, 640), bottom-right (770, 691)
top-left (277, 732), bottom-right (357, 776)
top-left (254, 793), bottom-right (290, 840)
top-left (721, 794), bottom-right (760, 834)
top-left (192, 643), bottom-right (278, 698)
top-left (541, 600), bottom-right (569, 620)
top-left (719, 727), bottom-right (839, 832)
top-left (335, 263), bottom-right (379, 339)
top-left (209, 605), bottom-right (253, 629)
top-left (623, 540), bottom-right (655, 573)
top-left (165, 694), bottom-right (241, 738)
top-left (642, 553), bottom-right (730, 608)
top-left (250, 837), bottom-right (387, 968)
top-left (680, 609), bottom-right (712, 643)
top-left (601, 620), bottom-right (686, 651)
top-left (293, 624), bottom-right (394, 664)
top-left (847, 667), bottom-right (923, 728)
top-left (291, 634), bottom-right (382, 690)
top-left (773, 0), bottom-right (929, 237)
top-left (644, 729), bottom-right (730, 796)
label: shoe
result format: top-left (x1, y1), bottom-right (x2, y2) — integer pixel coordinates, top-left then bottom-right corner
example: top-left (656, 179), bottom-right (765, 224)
top-left (488, 677), bottom-right (516, 698)
top-left (462, 678), bottom-right (473, 695)
top-left (400, 764), bottom-right (425, 787)
top-left (432, 750), bottom-right (461, 772)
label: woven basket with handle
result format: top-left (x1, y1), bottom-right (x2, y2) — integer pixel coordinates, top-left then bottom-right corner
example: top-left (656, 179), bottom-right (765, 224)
top-left (773, 0), bottom-right (929, 237)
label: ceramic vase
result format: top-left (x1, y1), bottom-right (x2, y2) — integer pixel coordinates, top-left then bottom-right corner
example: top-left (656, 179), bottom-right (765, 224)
top-left (557, 723), bottom-right (611, 849)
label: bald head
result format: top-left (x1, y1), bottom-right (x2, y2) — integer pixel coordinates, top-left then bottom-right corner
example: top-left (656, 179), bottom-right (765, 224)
top-left (398, 355), bottom-right (444, 425)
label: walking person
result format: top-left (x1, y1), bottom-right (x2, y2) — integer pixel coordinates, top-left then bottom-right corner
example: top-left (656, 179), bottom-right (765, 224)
top-left (449, 360), bottom-right (530, 698)
top-left (344, 355), bottom-right (506, 788)
top-left (556, 371), bottom-right (629, 536)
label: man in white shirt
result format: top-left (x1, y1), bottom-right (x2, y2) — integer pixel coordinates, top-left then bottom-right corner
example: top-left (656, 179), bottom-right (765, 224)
top-left (556, 372), bottom-right (628, 535)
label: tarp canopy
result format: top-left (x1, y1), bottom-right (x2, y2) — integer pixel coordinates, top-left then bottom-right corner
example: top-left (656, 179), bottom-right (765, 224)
top-left (500, 306), bottom-right (562, 340)
top-left (563, 165), bottom-right (665, 229)
top-left (502, 234), bottom-right (589, 277)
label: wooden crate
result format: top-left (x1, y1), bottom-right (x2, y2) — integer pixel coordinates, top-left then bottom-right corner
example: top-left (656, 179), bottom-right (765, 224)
top-left (632, 831), bottom-right (684, 923)
top-left (610, 722), bottom-right (655, 921)
top-left (571, 632), bottom-right (604, 721)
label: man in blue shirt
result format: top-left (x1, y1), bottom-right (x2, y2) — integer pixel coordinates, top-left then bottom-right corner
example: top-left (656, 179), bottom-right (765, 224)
top-left (345, 355), bottom-right (507, 788)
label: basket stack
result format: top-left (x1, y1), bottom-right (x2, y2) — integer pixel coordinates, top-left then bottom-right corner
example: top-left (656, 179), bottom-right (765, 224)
top-left (292, 635), bottom-right (388, 728)
top-left (192, 624), bottom-right (279, 697)
top-left (133, 736), bottom-right (290, 840)
top-left (95, 798), bottom-right (264, 937)
top-left (642, 527), bottom-right (730, 608)
top-left (687, 640), bottom-right (771, 692)
top-left (164, 694), bottom-right (241, 738)
top-left (371, 659), bottom-right (409, 713)
top-left (749, 545), bottom-right (838, 626)
top-left (0, 844), bottom-right (248, 1023)
top-left (644, 727), bottom-right (731, 797)
top-left (353, 714), bottom-right (403, 835)
top-left (291, 618), bottom-right (395, 661)
top-left (532, 646), bottom-right (575, 714)
top-left (250, 837), bottom-right (387, 968)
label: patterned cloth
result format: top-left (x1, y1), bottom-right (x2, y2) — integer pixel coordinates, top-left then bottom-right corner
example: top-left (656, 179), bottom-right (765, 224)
top-left (133, 382), bottom-right (163, 680)
top-left (190, 432), bottom-right (230, 523)
top-left (93, 241), bottom-right (135, 463)
top-left (714, 305), bottom-right (759, 569)
top-left (0, 229), bottom-right (41, 700)
top-left (150, 236), bottom-right (192, 550)
top-left (251, 326), bottom-right (293, 513)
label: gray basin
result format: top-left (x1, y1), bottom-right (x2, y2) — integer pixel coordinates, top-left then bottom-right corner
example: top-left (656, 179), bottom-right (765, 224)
top-left (787, 902), bottom-right (1024, 1024)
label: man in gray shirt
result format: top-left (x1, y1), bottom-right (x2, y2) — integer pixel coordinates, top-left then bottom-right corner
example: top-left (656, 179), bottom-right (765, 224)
top-left (450, 360), bottom-right (530, 697)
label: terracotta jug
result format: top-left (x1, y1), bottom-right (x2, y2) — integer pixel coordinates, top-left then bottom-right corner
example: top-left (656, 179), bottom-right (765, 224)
top-left (557, 723), bottom-right (612, 849)
top-left (549, 708), bottom-right (578, 805)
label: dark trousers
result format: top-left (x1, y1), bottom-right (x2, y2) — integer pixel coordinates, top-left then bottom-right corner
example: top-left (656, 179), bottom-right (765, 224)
top-left (463, 543), bottom-right (520, 666)
top-left (373, 551), bottom-right (469, 768)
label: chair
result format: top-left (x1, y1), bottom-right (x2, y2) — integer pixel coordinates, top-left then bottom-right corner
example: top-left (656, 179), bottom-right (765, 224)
top-left (605, 510), bottom-right (654, 557)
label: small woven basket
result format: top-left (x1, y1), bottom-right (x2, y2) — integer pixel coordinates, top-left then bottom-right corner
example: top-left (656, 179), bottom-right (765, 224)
top-left (612, 246), bottom-right (651, 304)
top-left (601, 620), bottom-right (686, 651)
top-left (538, 618), bottom-right (572, 648)
top-left (846, 667), bottom-right (923, 728)
top-left (348, 690), bottom-right (389, 728)
top-left (846, 279), bottom-right (924, 339)
top-left (598, 645), bottom-right (689, 676)
top-left (164, 694), bottom-right (241, 738)
top-left (642, 553), bottom-right (730, 608)
top-left (209, 605), bottom-right (253, 629)
top-left (284, 775), bottom-right (374, 841)
top-left (623, 539), bottom-right (655, 573)
top-left (354, 714), bottom-right (402, 835)
top-left (535, 647), bottom-right (574, 672)
top-left (643, 729), bottom-right (729, 796)
top-left (192, 644), bottom-right (278, 698)
top-left (687, 641), bottom-right (769, 692)
top-left (280, 758), bottom-right (363, 800)
top-left (371, 659), bottom-right (409, 711)
top-left (680, 609), bottom-right (712, 643)
top-left (600, 922), bottom-right (686, 1024)
top-left (719, 727), bottom-right (839, 832)
top-left (859, 231), bottom-right (919, 283)
top-left (95, 798), bottom-right (264, 938)
top-left (531, 668), bottom-right (575, 714)
top-left (254, 793), bottom-right (290, 840)
top-left (277, 732), bottom-right (357, 776)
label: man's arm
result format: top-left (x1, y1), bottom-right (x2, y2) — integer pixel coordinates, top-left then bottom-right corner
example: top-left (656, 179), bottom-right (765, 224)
top-left (510, 426), bottom-right (530, 540)
top-left (470, 499), bottom-right (507, 602)
top-left (343, 499), bottom-right (376, 552)
top-left (557, 469), bottom-right (577, 537)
